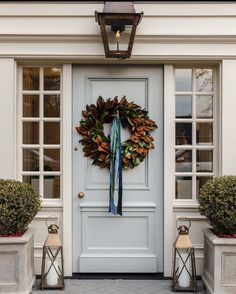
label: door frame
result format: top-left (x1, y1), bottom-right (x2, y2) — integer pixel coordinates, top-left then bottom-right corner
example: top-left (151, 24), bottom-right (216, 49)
top-left (71, 64), bottom-right (164, 274)
top-left (21, 62), bottom-right (172, 277)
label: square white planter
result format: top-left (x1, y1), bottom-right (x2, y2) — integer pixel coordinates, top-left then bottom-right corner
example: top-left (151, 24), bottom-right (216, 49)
top-left (202, 228), bottom-right (236, 294)
top-left (0, 228), bottom-right (35, 294)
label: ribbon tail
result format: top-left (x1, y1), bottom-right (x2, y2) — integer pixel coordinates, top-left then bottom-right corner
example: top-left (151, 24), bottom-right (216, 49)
top-left (117, 115), bottom-right (123, 216)
top-left (109, 118), bottom-right (117, 215)
top-left (109, 113), bottom-right (123, 216)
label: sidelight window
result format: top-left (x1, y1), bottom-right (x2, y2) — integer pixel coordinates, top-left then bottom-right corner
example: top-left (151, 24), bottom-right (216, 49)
top-left (20, 66), bottom-right (62, 200)
top-left (174, 67), bottom-right (217, 200)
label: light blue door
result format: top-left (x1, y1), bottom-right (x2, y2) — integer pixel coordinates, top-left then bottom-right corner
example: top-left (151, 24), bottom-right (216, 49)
top-left (72, 65), bottom-right (163, 273)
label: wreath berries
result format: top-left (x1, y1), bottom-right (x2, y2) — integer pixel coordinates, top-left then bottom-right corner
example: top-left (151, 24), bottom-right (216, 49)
top-left (76, 96), bottom-right (157, 169)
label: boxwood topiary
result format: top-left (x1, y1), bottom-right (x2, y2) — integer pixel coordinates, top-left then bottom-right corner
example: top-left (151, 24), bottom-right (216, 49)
top-left (0, 179), bottom-right (41, 236)
top-left (198, 176), bottom-right (236, 234)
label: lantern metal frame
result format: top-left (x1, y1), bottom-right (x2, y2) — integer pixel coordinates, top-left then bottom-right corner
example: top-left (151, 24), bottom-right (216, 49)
top-left (95, 2), bottom-right (143, 59)
top-left (40, 218), bottom-right (65, 290)
top-left (172, 217), bottom-right (198, 292)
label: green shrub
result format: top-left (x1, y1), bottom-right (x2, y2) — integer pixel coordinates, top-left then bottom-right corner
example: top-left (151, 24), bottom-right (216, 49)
top-left (198, 176), bottom-right (236, 234)
top-left (0, 179), bottom-right (41, 235)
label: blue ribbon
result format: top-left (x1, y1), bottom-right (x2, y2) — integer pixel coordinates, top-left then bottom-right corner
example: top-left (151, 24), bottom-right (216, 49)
top-left (109, 112), bottom-right (123, 216)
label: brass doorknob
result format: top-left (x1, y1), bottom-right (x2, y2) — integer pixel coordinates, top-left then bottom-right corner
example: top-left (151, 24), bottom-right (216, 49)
top-left (78, 192), bottom-right (85, 199)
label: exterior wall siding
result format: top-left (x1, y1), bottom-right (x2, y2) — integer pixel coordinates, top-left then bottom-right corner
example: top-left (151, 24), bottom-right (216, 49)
top-left (222, 60), bottom-right (236, 175)
top-left (0, 59), bottom-right (15, 179)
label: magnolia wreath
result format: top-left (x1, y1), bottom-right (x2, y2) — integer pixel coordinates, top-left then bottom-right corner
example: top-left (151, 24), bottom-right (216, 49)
top-left (76, 96), bottom-right (157, 169)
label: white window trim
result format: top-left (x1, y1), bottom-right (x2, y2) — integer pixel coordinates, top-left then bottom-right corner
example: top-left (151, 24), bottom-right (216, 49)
top-left (163, 64), bottom-right (221, 276)
top-left (17, 63), bottom-right (72, 276)
top-left (62, 64), bottom-right (72, 276)
top-left (164, 64), bottom-right (175, 276)
top-left (18, 65), bottom-right (62, 205)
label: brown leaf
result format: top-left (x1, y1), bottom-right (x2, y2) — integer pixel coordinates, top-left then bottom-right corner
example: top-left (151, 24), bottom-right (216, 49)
top-left (101, 142), bottom-right (109, 148)
top-left (131, 135), bottom-right (139, 143)
top-left (98, 146), bottom-right (110, 154)
top-left (82, 111), bottom-right (88, 119)
top-left (96, 135), bottom-right (102, 144)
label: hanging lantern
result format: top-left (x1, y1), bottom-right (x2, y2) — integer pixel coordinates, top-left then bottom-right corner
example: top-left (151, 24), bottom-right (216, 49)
top-left (40, 217), bottom-right (64, 290)
top-left (172, 217), bottom-right (198, 292)
top-left (95, 1), bottom-right (143, 59)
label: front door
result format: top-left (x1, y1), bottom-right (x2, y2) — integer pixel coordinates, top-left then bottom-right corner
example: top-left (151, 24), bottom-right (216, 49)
top-left (72, 65), bottom-right (163, 273)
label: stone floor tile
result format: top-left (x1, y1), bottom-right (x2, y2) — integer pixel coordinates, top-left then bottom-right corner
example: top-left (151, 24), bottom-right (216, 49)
top-left (32, 279), bottom-right (207, 294)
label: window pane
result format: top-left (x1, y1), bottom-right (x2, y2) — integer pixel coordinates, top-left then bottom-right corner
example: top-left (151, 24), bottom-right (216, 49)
top-left (176, 123), bottom-right (192, 145)
top-left (175, 69), bottom-right (192, 92)
top-left (44, 67), bottom-right (60, 91)
top-left (23, 122), bottom-right (39, 144)
top-left (175, 95), bottom-right (192, 118)
top-left (23, 67), bottom-right (39, 90)
top-left (44, 176), bottom-right (60, 199)
top-left (196, 95), bottom-right (213, 118)
top-left (176, 176), bottom-right (192, 199)
top-left (196, 176), bottom-right (212, 197)
top-left (176, 149), bottom-right (192, 172)
top-left (23, 149), bottom-right (39, 171)
top-left (44, 149), bottom-right (60, 171)
top-left (196, 150), bottom-right (213, 172)
top-left (196, 123), bottom-right (213, 145)
top-left (196, 68), bottom-right (213, 92)
top-left (23, 175), bottom-right (40, 194)
top-left (23, 95), bottom-right (39, 117)
top-left (44, 122), bottom-right (60, 145)
top-left (44, 95), bottom-right (60, 117)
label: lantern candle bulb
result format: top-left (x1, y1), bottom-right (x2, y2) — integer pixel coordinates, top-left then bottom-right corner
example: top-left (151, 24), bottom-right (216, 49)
top-left (178, 250), bottom-right (190, 288)
top-left (46, 259), bottom-right (59, 286)
top-left (115, 30), bottom-right (120, 53)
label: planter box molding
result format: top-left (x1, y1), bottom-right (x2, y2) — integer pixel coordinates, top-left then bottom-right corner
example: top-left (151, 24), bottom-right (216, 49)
top-left (0, 228), bottom-right (35, 294)
top-left (202, 228), bottom-right (236, 294)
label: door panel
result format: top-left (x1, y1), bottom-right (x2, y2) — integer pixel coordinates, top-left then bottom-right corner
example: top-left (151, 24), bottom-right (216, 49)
top-left (73, 65), bottom-right (163, 273)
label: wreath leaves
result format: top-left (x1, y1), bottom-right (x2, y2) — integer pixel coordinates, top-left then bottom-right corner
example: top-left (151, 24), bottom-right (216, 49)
top-left (76, 96), bottom-right (157, 169)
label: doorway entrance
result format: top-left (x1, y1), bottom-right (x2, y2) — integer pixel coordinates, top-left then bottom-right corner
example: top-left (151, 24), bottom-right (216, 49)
top-left (72, 65), bottom-right (163, 273)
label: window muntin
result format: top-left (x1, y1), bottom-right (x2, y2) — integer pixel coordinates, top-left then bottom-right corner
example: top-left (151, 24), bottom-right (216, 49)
top-left (174, 67), bottom-right (216, 200)
top-left (21, 66), bottom-right (62, 200)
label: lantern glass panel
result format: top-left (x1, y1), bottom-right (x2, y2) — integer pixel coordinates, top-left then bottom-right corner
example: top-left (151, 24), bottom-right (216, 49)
top-left (41, 245), bottom-right (64, 289)
top-left (106, 25), bottom-right (132, 52)
top-left (177, 249), bottom-right (192, 288)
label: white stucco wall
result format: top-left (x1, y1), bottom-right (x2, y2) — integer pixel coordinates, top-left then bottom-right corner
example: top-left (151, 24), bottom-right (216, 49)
top-left (222, 60), bottom-right (236, 175)
top-left (0, 59), bottom-right (15, 179)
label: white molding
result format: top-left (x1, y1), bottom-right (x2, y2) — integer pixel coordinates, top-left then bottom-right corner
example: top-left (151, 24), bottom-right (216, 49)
top-left (79, 254), bottom-right (157, 273)
top-left (62, 64), bottom-right (72, 276)
top-left (0, 2), bottom-right (236, 18)
top-left (2, 35), bottom-right (236, 44)
top-left (80, 202), bottom-right (156, 208)
top-left (34, 215), bottom-right (59, 221)
top-left (80, 202), bottom-right (156, 213)
top-left (175, 214), bottom-right (206, 221)
top-left (13, 61), bottom-right (17, 179)
top-left (164, 65), bottom-right (175, 277)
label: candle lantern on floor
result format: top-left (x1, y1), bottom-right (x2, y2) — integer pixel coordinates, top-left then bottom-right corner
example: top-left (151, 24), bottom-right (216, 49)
top-left (40, 217), bottom-right (64, 290)
top-left (172, 217), bottom-right (197, 292)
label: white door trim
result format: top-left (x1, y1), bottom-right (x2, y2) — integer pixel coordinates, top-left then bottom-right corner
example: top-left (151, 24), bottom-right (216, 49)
top-left (163, 65), bottom-right (175, 276)
top-left (62, 63), bottom-right (73, 276)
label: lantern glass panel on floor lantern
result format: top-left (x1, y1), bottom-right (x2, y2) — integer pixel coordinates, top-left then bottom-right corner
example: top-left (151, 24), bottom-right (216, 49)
top-left (95, 2), bottom-right (143, 59)
top-left (40, 218), bottom-right (64, 290)
top-left (172, 217), bottom-right (198, 292)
